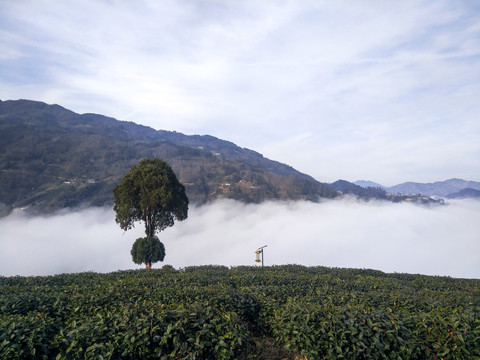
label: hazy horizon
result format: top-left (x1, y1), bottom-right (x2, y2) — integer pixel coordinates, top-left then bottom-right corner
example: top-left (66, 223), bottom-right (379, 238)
top-left (1, 198), bottom-right (479, 279)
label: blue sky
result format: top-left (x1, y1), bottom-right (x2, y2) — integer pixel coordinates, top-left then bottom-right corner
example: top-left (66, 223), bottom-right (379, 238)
top-left (1, 0), bottom-right (479, 186)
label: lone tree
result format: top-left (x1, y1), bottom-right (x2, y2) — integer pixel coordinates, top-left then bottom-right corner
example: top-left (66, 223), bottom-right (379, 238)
top-left (113, 159), bottom-right (188, 268)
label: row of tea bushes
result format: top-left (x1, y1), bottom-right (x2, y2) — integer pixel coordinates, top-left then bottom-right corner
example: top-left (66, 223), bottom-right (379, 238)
top-left (1, 265), bottom-right (479, 359)
top-left (1, 302), bottom-right (249, 359)
top-left (271, 299), bottom-right (480, 359)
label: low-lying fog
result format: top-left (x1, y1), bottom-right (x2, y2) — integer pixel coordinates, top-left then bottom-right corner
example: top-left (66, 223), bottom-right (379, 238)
top-left (1, 198), bottom-right (479, 279)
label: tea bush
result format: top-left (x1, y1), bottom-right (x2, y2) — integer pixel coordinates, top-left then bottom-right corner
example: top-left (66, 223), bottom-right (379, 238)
top-left (1, 266), bottom-right (479, 359)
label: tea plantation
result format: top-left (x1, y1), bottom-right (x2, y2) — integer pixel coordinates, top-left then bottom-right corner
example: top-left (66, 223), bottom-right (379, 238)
top-left (1, 265), bottom-right (479, 359)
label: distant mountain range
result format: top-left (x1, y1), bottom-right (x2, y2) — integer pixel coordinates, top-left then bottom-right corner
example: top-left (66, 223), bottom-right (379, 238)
top-left (354, 179), bottom-right (480, 198)
top-left (446, 188), bottom-right (480, 199)
top-left (353, 180), bottom-right (385, 189)
top-left (329, 180), bottom-right (444, 204)
top-left (0, 99), bottom-right (476, 216)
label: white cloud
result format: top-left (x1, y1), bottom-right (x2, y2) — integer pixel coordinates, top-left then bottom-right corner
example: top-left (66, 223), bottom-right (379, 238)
top-left (0, 199), bottom-right (479, 279)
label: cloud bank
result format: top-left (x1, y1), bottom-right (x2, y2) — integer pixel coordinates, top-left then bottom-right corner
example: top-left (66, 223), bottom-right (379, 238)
top-left (1, 199), bottom-right (479, 279)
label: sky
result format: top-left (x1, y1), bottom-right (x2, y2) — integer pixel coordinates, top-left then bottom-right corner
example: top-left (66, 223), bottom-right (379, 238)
top-left (1, 199), bottom-right (479, 279)
top-left (1, 0), bottom-right (479, 186)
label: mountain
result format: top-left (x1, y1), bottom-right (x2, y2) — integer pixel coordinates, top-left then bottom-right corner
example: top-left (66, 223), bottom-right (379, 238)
top-left (0, 99), bottom-right (337, 215)
top-left (330, 180), bottom-right (388, 200)
top-left (387, 179), bottom-right (480, 197)
top-left (446, 188), bottom-right (480, 199)
top-left (354, 178), bottom-right (480, 199)
top-left (330, 180), bottom-right (361, 192)
top-left (330, 179), bottom-right (444, 204)
top-left (354, 180), bottom-right (385, 189)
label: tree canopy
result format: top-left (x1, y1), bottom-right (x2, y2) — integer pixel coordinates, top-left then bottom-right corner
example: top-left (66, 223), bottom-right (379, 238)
top-left (113, 158), bottom-right (189, 238)
top-left (131, 236), bottom-right (166, 269)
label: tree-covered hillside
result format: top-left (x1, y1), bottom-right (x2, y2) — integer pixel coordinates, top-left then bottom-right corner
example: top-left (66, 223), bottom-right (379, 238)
top-left (0, 99), bottom-right (336, 215)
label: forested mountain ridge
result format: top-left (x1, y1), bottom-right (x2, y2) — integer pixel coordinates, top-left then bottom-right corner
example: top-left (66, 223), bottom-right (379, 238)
top-left (0, 99), bottom-right (337, 215)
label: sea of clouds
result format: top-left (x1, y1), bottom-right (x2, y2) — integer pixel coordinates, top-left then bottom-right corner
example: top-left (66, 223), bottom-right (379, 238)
top-left (1, 198), bottom-right (479, 279)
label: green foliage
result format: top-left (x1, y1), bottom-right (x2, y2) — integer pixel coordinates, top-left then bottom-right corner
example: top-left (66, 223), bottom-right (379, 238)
top-left (131, 237), bottom-right (166, 267)
top-left (113, 158), bottom-right (188, 238)
top-left (1, 266), bottom-right (479, 359)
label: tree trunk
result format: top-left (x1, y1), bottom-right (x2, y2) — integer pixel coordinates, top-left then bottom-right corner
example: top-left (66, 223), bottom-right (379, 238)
top-left (144, 208), bottom-right (156, 238)
top-left (146, 261), bottom-right (152, 269)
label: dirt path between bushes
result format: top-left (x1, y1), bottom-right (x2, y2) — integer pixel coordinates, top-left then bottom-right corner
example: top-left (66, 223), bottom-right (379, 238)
top-left (250, 337), bottom-right (307, 360)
